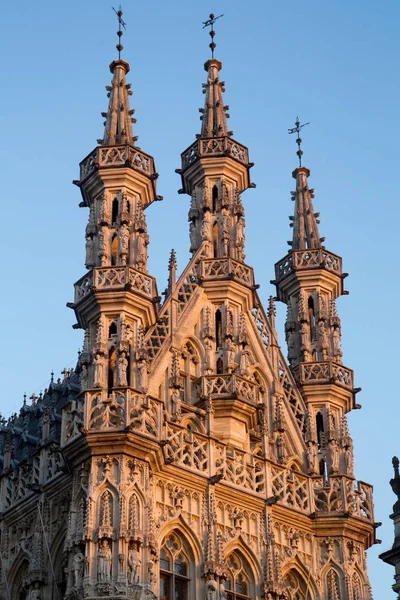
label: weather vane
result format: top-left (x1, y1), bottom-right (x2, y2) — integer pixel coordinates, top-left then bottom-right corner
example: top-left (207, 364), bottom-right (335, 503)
top-left (203, 13), bottom-right (224, 58)
top-left (288, 117), bottom-right (310, 167)
top-left (112, 5), bottom-right (126, 59)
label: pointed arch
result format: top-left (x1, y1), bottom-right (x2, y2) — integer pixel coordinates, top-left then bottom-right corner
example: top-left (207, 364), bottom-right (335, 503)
top-left (223, 541), bottom-right (260, 600)
top-left (111, 234), bottom-right (118, 265)
top-left (7, 548), bottom-right (29, 600)
top-left (48, 524), bottom-right (68, 599)
top-left (159, 521), bottom-right (202, 600)
top-left (325, 566), bottom-right (342, 600)
top-left (282, 558), bottom-right (318, 600)
top-left (351, 568), bottom-right (365, 600)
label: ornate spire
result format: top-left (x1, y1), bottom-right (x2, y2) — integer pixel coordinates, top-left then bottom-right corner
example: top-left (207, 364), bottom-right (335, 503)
top-left (99, 59), bottom-right (137, 147)
top-left (289, 167), bottom-right (323, 250)
top-left (199, 59), bottom-right (231, 139)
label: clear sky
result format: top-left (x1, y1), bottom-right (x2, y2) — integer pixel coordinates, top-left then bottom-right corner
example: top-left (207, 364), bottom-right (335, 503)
top-left (0, 0), bottom-right (398, 596)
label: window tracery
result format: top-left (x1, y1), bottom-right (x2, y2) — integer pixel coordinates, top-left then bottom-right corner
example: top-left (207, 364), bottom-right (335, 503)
top-left (282, 569), bottom-right (308, 600)
top-left (224, 552), bottom-right (252, 600)
top-left (159, 532), bottom-right (191, 600)
top-left (326, 568), bottom-right (341, 600)
top-left (179, 342), bottom-right (199, 403)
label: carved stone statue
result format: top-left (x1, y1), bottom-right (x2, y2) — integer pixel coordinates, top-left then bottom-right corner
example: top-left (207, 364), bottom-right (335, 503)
top-left (117, 352), bottom-right (128, 386)
top-left (224, 338), bottom-right (236, 372)
top-left (93, 353), bottom-right (104, 388)
top-left (72, 550), bottom-right (85, 587)
top-left (97, 539), bottom-right (112, 582)
top-left (300, 322), bottom-right (310, 357)
top-left (317, 320), bottom-right (329, 359)
top-left (205, 576), bottom-right (219, 600)
top-left (344, 443), bottom-right (354, 475)
top-left (201, 210), bottom-right (212, 242)
top-left (204, 338), bottom-right (213, 374)
top-left (98, 226), bottom-right (107, 261)
top-left (286, 328), bottom-right (296, 363)
top-left (189, 220), bottom-right (197, 252)
top-left (119, 224), bottom-right (130, 263)
top-left (219, 582), bottom-right (228, 600)
top-left (239, 347), bottom-right (250, 377)
top-left (128, 544), bottom-right (141, 584)
top-left (306, 443), bottom-right (317, 475)
top-left (328, 439), bottom-right (339, 474)
top-left (80, 364), bottom-right (88, 391)
top-left (30, 588), bottom-right (41, 600)
top-left (136, 231), bottom-right (149, 270)
top-left (332, 327), bottom-right (342, 361)
top-left (220, 208), bottom-right (230, 256)
top-left (136, 360), bottom-right (149, 393)
top-left (171, 389), bottom-right (182, 418)
top-left (85, 236), bottom-right (94, 267)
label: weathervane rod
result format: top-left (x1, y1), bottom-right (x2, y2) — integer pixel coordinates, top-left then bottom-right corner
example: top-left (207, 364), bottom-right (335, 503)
top-left (112, 5), bottom-right (126, 59)
top-left (288, 117), bottom-right (310, 167)
top-left (202, 13), bottom-right (224, 58)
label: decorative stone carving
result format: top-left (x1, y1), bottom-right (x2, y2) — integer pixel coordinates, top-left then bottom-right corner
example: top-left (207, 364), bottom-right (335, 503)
top-left (72, 549), bottom-right (85, 588)
top-left (201, 210), bottom-right (212, 242)
top-left (136, 360), bottom-right (149, 393)
top-left (117, 352), bottom-right (128, 386)
top-left (118, 223), bottom-right (130, 264)
top-left (85, 235), bottom-right (94, 268)
top-left (128, 543), bottom-right (141, 584)
top-left (97, 539), bottom-right (112, 582)
top-left (93, 353), bottom-right (104, 388)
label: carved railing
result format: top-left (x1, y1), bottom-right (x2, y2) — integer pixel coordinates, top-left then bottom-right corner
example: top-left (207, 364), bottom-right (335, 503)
top-left (61, 392), bottom-right (162, 445)
top-left (271, 465), bottom-right (310, 513)
top-left (275, 248), bottom-right (342, 281)
top-left (313, 476), bottom-right (374, 522)
top-left (292, 361), bottom-right (354, 390)
top-left (74, 266), bottom-right (157, 304)
top-left (278, 361), bottom-right (306, 435)
top-left (198, 257), bottom-right (255, 288)
top-left (163, 424), bottom-right (209, 474)
top-left (250, 305), bottom-right (272, 357)
top-left (181, 137), bottom-right (249, 170)
top-left (215, 445), bottom-right (265, 494)
top-left (199, 374), bottom-right (259, 404)
top-left (80, 144), bottom-right (156, 181)
top-left (1, 447), bottom-right (65, 511)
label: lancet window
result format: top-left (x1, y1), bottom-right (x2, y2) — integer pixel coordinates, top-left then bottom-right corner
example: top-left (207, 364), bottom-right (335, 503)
top-left (112, 198), bottom-right (119, 224)
top-left (282, 570), bottom-right (308, 599)
top-left (352, 572), bottom-right (363, 600)
top-left (159, 532), bottom-right (191, 600)
top-left (111, 234), bottom-right (118, 265)
top-left (224, 552), bottom-right (252, 600)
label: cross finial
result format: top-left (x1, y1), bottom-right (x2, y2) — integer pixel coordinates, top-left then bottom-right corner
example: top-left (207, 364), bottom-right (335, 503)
top-left (288, 117), bottom-right (310, 167)
top-left (203, 13), bottom-right (224, 58)
top-left (112, 5), bottom-right (126, 59)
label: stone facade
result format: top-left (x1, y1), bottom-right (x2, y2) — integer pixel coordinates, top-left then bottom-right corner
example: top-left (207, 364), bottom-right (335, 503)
top-left (0, 26), bottom-right (376, 600)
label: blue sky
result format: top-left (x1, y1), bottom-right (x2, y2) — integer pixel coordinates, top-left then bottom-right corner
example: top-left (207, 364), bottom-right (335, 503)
top-left (1, 0), bottom-right (399, 595)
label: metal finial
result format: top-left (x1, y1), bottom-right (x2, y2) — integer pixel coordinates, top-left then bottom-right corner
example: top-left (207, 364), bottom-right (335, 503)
top-left (203, 13), bottom-right (224, 58)
top-left (112, 5), bottom-right (126, 59)
top-left (288, 117), bottom-right (310, 167)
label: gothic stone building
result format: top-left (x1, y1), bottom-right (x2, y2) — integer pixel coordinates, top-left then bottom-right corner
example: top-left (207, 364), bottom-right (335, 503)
top-left (0, 26), bottom-right (377, 600)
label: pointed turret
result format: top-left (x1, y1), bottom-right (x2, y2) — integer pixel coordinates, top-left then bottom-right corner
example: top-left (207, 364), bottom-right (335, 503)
top-left (289, 167), bottom-right (322, 250)
top-left (199, 58), bottom-right (231, 139)
top-left (99, 59), bottom-right (137, 147)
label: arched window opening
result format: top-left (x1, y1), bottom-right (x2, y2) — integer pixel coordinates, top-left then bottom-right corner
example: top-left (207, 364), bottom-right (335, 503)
top-left (108, 347), bottom-right (117, 392)
top-left (126, 200), bottom-right (131, 214)
top-left (216, 358), bottom-right (223, 374)
top-left (10, 559), bottom-right (29, 600)
top-left (212, 222), bottom-right (219, 257)
top-left (212, 185), bottom-right (218, 213)
top-left (308, 297), bottom-right (316, 357)
top-left (160, 532), bottom-right (190, 600)
top-left (327, 569), bottom-right (341, 600)
top-left (108, 322), bottom-right (117, 338)
top-left (225, 552), bottom-right (252, 600)
top-left (215, 310), bottom-right (222, 348)
top-left (111, 234), bottom-right (118, 266)
top-left (316, 412), bottom-right (324, 450)
top-left (112, 198), bottom-right (119, 224)
top-left (180, 342), bottom-right (199, 403)
top-left (283, 569), bottom-right (308, 600)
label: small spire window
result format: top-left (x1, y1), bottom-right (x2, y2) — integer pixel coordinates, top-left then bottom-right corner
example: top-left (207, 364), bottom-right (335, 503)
top-left (112, 198), bottom-right (119, 224)
top-left (215, 310), bottom-right (222, 348)
top-left (108, 347), bottom-right (117, 392)
top-left (212, 222), bottom-right (218, 257)
top-left (316, 411), bottom-right (324, 449)
top-left (212, 185), bottom-right (218, 213)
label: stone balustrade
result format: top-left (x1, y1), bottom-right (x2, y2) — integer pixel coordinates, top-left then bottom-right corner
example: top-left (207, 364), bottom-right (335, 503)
top-left (181, 137), bottom-right (249, 170)
top-left (74, 266), bottom-right (156, 304)
top-left (80, 144), bottom-right (156, 181)
top-left (198, 257), bottom-right (254, 287)
top-left (275, 248), bottom-right (342, 281)
top-left (199, 374), bottom-right (259, 404)
top-left (292, 361), bottom-right (354, 390)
